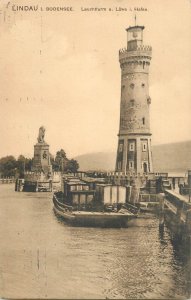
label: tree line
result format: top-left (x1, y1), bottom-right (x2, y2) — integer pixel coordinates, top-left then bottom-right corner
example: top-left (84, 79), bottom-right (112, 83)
top-left (0, 149), bottom-right (79, 178)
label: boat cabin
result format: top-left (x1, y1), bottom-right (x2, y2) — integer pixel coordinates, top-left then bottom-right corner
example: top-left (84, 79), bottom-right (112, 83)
top-left (82, 177), bottom-right (106, 190)
top-left (95, 184), bottom-right (127, 204)
top-left (61, 178), bottom-right (95, 208)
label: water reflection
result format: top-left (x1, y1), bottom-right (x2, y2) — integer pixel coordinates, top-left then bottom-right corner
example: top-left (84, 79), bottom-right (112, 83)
top-left (170, 233), bottom-right (191, 299)
top-left (0, 185), bottom-right (190, 299)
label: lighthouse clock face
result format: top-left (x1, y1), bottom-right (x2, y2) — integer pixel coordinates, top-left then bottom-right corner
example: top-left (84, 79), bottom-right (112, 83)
top-left (131, 30), bottom-right (141, 40)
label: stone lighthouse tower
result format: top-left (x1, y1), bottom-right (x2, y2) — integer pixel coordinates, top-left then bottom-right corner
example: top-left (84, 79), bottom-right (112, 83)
top-left (115, 25), bottom-right (153, 174)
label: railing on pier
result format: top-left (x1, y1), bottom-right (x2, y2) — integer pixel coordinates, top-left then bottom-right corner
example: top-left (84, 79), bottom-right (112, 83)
top-left (157, 187), bottom-right (191, 245)
top-left (0, 178), bottom-right (16, 184)
top-left (139, 193), bottom-right (159, 202)
top-left (164, 190), bottom-right (191, 209)
top-left (164, 190), bottom-right (191, 225)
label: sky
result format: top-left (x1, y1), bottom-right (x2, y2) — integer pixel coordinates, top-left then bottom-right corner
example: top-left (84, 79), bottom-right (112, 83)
top-left (0, 0), bottom-right (191, 159)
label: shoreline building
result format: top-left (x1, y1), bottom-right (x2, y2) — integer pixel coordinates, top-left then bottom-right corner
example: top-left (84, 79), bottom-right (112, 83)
top-left (115, 25), bottom-right (153, 174)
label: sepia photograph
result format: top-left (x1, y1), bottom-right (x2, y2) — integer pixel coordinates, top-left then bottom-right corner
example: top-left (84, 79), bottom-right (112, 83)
top-left (0, 0), bottom-right (191, 299)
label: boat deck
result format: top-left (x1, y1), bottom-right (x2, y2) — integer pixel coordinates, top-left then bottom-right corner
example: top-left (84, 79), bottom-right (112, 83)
top-left (72, 210), bottom-right (134, 216)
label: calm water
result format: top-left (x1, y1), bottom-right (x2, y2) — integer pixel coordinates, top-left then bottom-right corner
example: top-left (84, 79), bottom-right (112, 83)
top-left (0, 184), bottom-right (190, 299)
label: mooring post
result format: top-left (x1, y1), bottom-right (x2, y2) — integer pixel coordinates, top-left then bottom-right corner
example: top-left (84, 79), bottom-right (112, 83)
top-left (188, 170), bottom-right (191, 202)
top-left (185, 209), bottom-right (191, 244)
top-left (176, 201), bottom-right (184, 237)
top-left (159, 193), bottom-right (165, 230)
top-left (15, 179), bottom-right (18, 191)
top-left (49, 180), bottom-right (53, 192)
top-left (36, 181), bottom-right (38, 192)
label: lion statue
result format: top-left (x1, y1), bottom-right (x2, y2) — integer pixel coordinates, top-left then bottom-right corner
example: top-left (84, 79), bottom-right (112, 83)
top-left (37, 126), bottom-right (45, 143)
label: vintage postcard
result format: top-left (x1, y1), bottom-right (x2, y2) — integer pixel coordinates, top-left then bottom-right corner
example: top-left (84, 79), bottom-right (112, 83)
top-left (0, 0), bottom-right (191, 299)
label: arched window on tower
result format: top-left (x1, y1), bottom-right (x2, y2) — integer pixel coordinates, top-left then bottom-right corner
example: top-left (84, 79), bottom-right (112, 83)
top-left (142, 117), bottom-right (145, 125)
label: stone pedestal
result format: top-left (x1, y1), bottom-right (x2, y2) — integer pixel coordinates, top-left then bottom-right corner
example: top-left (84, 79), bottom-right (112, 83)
top-left (32, 142), bottom-right (52, 174)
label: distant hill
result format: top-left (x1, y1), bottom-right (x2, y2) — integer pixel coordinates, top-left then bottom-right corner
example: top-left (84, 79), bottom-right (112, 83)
top-left (152, 141), bottom-right (191, 173)
top-left (75, 152), bottom-right (116, 172)
top-left (75, 140), bottom-right (191, 173)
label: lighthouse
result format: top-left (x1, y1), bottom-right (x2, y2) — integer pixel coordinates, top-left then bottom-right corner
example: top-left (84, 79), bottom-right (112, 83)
top-left (115, 25), bottom-right (153, 174)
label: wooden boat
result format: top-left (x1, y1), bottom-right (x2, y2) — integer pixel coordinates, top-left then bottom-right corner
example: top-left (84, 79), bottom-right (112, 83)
top-left (53, 192), bottom-right (138, 228)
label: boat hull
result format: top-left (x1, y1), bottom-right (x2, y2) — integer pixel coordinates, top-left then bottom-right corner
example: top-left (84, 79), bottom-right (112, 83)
top-left (53, 194), bottom-right (136, 228)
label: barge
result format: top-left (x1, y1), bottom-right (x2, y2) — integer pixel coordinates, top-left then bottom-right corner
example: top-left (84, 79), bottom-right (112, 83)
top-left (53, 176), bottom-right (139, 227)
top-left (53, 192), bottom-right (138, 227)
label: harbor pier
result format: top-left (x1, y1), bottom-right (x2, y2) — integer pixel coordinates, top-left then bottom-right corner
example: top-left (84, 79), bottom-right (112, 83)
top-left (160, 189), bottom-right (191, 245)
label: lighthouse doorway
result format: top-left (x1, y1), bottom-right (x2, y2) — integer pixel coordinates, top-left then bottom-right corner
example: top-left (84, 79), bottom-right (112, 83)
top-left (143, 162), bottom-right (148, 173)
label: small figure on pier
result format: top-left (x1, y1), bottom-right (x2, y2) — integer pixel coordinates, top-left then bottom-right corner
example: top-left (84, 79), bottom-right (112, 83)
top-left (37, 126), bottom-right (45, 143)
